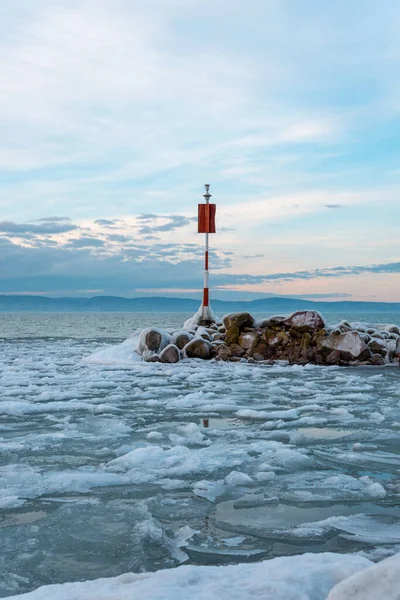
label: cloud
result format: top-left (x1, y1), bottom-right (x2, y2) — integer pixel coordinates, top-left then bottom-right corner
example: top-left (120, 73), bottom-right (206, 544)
top-left (33, 216), bottom-right (71, 222)
top-left (325, 204), bottom-right (342, 209)
top-left (94, 219), bottom-right (120, 226)
top-left (65, 237), bottom-right (105, 248)
top-left (0, 221), bottom-right (78, 234)
top-left (137, 215), bottom-right (197, 234)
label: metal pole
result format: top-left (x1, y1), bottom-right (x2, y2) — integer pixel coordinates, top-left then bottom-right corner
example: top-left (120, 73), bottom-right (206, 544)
top-left (202, 184), bottom-right (211, 321)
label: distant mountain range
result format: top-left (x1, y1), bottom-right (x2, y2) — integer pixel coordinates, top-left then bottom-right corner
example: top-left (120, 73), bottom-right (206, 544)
top-left (0, 295), bottom-right (399, 313)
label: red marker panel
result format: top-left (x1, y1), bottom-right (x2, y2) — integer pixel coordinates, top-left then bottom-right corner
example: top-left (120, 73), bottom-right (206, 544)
top-left (198, 203), bottom-right (216, 233)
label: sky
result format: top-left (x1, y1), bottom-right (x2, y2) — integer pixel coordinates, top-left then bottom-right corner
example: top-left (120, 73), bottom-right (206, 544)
top-left (0, 0), bottom-right (400, 301)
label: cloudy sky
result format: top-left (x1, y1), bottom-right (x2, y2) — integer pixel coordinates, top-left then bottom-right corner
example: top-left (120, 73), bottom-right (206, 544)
top-left (1, 0), bottom-right (399, 300)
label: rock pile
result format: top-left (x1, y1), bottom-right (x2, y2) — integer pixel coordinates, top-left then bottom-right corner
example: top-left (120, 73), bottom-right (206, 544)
top-left (135, 310), bottom-right (400, 367)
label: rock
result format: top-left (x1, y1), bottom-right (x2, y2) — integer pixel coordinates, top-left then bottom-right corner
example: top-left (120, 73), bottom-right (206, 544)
top-left (337, 320), bottom-right (352, 333)
top-left (159, 344), bottom-right (181, 363)
top-left (370, 331), bottom-right (384, 340)
top-left (171, 331), bottom-right (193, 350)
top-left (385, 324), bottom-right (400, 335)
top-left (267, 331), bottom-right (290, 349)
top-left (359, 333), bottom-right (371, 343)
top-left (144, 354), bottom-right (160, 362)
top-left (253, 353), bottom-right (265, 362)
top-left (286, 345), bottom-right (301, 363)
top-left (215, 344), bottom-right (232, 361)
top-left (137, 327), bottom-right (170, 355)
top-left (300, 332), bottom-right (312, 350)
top-left (218, 326), bottom-right (226, 333)
top-left (225, 325), bottom-right (240, 345)
top-left (284, 310), bottom-right (325, 333)
top-left (223, 312), bottom-right (255, 331)
top-left (196, 327), bottom-right (212, 341)
top-left (239, 331), bottom-right (260, 352)
top-left (325, 350), bottom-right (341, 365)
top-left (252, 343), bottom-right (269, 359)
top-left (258, 316), bottom-right (287, 328)
top-left (230, 343), bottom-right (246, 357)
top-left (369, 353), bottom-right (386, 366)
top-left (312, 329), bottom-right (328, 346)
top-left (321, 331), bottom-right (370, 362)
top-left (212, 333), bottom-right (225, 341)
top-left (368, 338), bottom-right (388, 356)
top-left (289, 328), bottom-right (303, 339)
top-left (184, 338), bottom-right (211, 359)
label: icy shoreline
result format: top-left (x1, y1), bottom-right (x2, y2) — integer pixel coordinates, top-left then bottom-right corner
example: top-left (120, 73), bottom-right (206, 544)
top-left (6, 552), bottom-right (400, 600)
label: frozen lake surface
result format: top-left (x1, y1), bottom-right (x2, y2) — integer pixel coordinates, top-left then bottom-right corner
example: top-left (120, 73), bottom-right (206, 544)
top-left (1, 311), bottom-right (400, 597)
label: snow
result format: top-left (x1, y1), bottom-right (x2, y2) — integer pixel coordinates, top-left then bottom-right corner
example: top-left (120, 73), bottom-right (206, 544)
top-left (327, 552), bottom-right (400, 600)
top-left (183, 305), bottom-right (219, 330)
top-left (83, 334), bottom-right (142, 365)
top-left (7, 553), bottom-right (372, 600)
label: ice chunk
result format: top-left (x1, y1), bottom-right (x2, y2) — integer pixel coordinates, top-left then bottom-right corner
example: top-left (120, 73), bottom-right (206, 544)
top-left (225, 471), bottom-right (254, 486)
top-left (327, 552), bottom-right (400, 600)
top-left (236, 408), bottom-right (299, 421)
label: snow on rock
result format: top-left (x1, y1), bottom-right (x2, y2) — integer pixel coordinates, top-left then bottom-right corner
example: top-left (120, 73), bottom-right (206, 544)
top-left (183, 305), bottom-right (219, 330)
top-left (171, 330), bottom-right (193, 349)
top-left (327, 552), bottom-right (400, 600)
top-left (321, 332), bottom-right (370, 362)
top-left (284, 310), bottom-right (325, 333)
top-left (159, 344), bottom-right (181, 364)
top-left (136, 328), bottom-right (171, 357)
top-left (7, 552), bottom-right (372, 600)
top-left (183, 338), bottom-right (211, 359)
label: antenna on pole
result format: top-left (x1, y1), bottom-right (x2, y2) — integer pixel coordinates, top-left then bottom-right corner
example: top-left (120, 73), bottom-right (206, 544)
top-left (198, 183), bottom-right (216, 325)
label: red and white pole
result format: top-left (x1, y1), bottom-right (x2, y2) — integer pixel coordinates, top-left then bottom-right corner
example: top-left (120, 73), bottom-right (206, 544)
top-left (198, 184), bottom-right (216, 325)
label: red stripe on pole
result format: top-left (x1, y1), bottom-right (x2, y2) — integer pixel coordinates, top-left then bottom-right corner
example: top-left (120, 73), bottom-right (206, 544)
top-left (203, 288), bottom-right (209, 306)
top-left (205, 251), bottom-right (209, 270)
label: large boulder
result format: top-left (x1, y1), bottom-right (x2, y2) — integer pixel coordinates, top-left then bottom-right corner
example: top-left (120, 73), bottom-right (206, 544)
top-left (239, 331), bottom-right (260, 352)
top-left (171, 331), bottom-right (193, 350)
top-left (223, 312), bottom-right (255, 331)
top-left (284, 310), bottom-right (325, 333)
top-left (159, 344), bottom-right (180, 364)
top-left (321, 331), bottom-right (370, 362)
top-left (137, 327), bottom-right (171, 355)
top-left (368, 338), bottom-right (388, 356)
top-left (184, 338), bottom-right (211, 359)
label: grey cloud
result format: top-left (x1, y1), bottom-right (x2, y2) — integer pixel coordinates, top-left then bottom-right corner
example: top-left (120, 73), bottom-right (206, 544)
top-left (107, 234), bottom-right (131, 242)
top-left (94, 219), bottom-right (119, 226)
top-left (325, 204), bottom-right (343, 209)
top-left (0, 221), bottom-right (78, 234)
top-left (65, 237), bottom-right (105, 248)
top-left (138, 214), bottom-right (197, 234)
